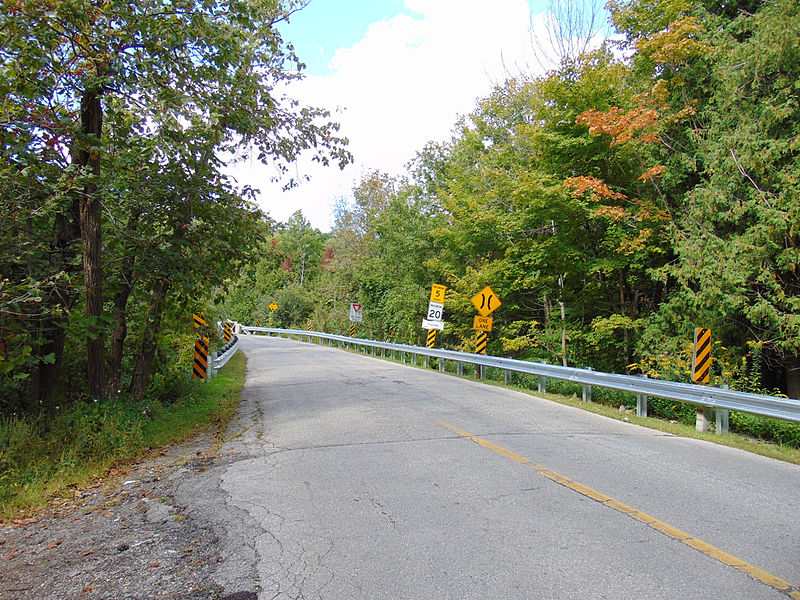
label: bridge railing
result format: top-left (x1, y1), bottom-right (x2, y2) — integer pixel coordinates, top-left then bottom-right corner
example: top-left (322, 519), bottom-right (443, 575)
top-left (240, 326), bottom-right (800, 430)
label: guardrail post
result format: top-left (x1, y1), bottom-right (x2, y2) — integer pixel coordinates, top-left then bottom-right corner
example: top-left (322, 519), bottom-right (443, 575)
top-left (457, 361), bottom-right (464, 376)
top-left (504, 369), bottom-right (511, 385)
top-left (696, 405), bottom-right (710, 432)
top-left (206, 352), bottom-right (216, 381)
top-left (582, 368), bottom-right (593, 403)
top-left (716, 407), bottom-right (730, 435)
top-left (536, 361), bottom-right (547, 393)
top-left (480, 365), bottom-right (486, 380)
top-left (439, 358), bottom-right (445, 372)
top-left (636, 374), bottom-right (648, 418)
top-left (716, 384), bottom-right (730, 435)
top-left (424, 355), bottom-right (430, 368)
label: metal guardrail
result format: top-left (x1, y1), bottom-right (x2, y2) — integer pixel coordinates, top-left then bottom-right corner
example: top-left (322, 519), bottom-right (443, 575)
top-left (240, 326), bottom-right (800, 426)
top-left (208, 335), bottom-right (240, 379)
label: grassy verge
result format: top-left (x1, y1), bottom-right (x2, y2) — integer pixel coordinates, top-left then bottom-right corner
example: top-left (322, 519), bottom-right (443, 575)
top-left (372, 351), bottom-right (800, 464)
top-left (479, 378), bottom-right (800, 466)
top-left (0, 352), bottom-right (247, 522)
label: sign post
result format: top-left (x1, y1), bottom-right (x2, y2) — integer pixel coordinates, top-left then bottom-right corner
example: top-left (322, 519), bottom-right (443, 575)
top-left (192, 336), bottom-right (209, 380)
top-left (471, 286), bottom-right (501, 356)
top-left (421, 284), bottom-right (447, 341)
top-left (426, 330), bottom-right (436, 348)
top-left (349, 303), bottom-right (362, 338)
top-left (692, 327), bottom-right (712, 431)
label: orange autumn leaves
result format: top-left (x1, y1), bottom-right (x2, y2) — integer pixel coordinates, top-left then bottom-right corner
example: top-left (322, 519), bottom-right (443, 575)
top-left (564, 105), bottom-right (669, 255)
top-left (576, 106), bottom-right (660, 147)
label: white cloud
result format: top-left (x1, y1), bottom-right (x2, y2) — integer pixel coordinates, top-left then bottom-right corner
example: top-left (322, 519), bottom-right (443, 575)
top-left (227, 0), bottom-right (554, 231)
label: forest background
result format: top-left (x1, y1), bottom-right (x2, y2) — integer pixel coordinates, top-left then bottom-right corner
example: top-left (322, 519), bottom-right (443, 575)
top-left (2, 0), bottom-right (799, 449)
top-left (227, 0), bottom-right (800, 402)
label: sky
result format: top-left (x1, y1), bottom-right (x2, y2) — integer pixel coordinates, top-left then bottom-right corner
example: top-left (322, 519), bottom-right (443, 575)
top-left (226, 0), bottom-right (600, 231)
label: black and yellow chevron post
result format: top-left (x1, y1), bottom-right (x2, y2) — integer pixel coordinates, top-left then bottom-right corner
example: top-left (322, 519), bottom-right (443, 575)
top-left (223, 322), bottom-right (232, 343)
top-left (193, 312), bottom-right (206, 338)
top-left (349, 324), bottom-right (356, 337)
top-left (256, 319), bottom-right (261, 327)
top-left (476, 331), bottom-right (488, 354)
top-left (307, 321), bottom-right (313, 331)
top-left (192, 336), bottom-right (209, 380)
top-left (426, 329), bottom-right (436, 348)
top-left (692, 327), bottom-right (712, 384)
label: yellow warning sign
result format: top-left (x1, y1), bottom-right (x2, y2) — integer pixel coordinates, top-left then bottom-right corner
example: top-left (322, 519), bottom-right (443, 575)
top-left (473, 315), bottom-right (493, 332)
top-left (269, 302), bottom-right (278, 311)
top-left (430, 283), bottom-right (447, 303)
top-left (471, 286), bottom-right (501, 317)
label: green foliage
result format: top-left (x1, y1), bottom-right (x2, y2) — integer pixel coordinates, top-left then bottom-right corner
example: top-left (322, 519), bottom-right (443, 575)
top-left (223, 0), bottom-right (800, 413)
top-left (0, 351), bottom-right (245, 518)
top-left (1, 0), bottom-right (350, 409)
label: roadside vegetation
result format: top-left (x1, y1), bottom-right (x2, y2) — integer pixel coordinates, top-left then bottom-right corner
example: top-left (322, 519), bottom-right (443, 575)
top-left (0, 351), bottom-right (246, 521)
top-left (224, 0), bottom-right (800, 447)
top-left (1, 1), bottom-right (346, 517)
top-left (360, 347), bottom-right (800, 461)
top-left (3, 0), bottom-right (800, 515)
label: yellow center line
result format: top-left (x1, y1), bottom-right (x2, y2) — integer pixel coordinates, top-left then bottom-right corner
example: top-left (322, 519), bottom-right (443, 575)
top-left (436, 420), bottom-right (800, 599)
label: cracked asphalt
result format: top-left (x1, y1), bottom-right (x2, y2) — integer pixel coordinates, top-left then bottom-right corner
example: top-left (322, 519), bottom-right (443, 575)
top-left (177, 335), bottom-right (800, 599)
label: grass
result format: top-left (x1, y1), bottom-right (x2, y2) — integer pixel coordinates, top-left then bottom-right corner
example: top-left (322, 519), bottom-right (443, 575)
top-left (477, 374), bottom-right (800, 466)
top-left (366, 348), bottom-right (800, 465)
top-left (0, 352), bottom-right (246, 522)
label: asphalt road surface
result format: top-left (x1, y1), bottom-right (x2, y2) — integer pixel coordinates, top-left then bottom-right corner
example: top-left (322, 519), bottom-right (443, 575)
top-left (176, 335), bottom-right (800, 600)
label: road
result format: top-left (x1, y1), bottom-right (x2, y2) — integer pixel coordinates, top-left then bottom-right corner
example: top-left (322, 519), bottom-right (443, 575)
top-left (176, 335), bottom-right (800, 599)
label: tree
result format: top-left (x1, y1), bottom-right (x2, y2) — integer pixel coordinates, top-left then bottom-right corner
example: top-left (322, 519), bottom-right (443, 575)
top-left (661, 0), bottom-right (800, 395)
top-left (1, 0), bottom-right (351, 407)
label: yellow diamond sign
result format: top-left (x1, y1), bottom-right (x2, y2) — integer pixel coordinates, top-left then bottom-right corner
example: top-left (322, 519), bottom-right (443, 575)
top-left (471, 286), bottom-right (501, 317)
top-left (269, 302), bottom-right (278, 311)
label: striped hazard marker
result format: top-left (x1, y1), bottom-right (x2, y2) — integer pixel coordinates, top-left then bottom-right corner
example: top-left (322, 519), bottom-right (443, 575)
top-left (692, 327), bottom-right (711, 384)
top-left (476, 331), bottom-right (488, 355)
top-left (426, 329), bottom-right (436, 348)
top-left (193, 336), bottom-right (209, 380)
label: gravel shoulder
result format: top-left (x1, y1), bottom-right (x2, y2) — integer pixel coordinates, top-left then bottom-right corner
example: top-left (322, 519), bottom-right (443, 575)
top-left (0, 416), bottom-right (259, 600)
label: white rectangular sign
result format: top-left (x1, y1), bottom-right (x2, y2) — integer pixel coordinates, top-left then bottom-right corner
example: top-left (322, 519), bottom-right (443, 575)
top-left (349, 303), bottom-right (363, 322)
top-left (426, 301), bottom-right (444, 323)
top-left (422, 319), bottom-right (444, 331)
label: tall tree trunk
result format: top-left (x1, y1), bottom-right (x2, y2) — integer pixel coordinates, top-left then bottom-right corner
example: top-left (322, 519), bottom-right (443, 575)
top-left (559, 274), bottom-right (567, 367)
top-left (128, 278), bottom-right (170, 399)
top-left (619, 270), bottom-right (630, 366)
top-left (106, 211), bottom-right (140, 397)
top-left (78, 90), bottom-right (105, 399)
top-left (107, 255), bottom-right (135, 397)
top-left (786, 355), bottom-right (800, 400)
top-left (34, 203), bottom-right (81, 410)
